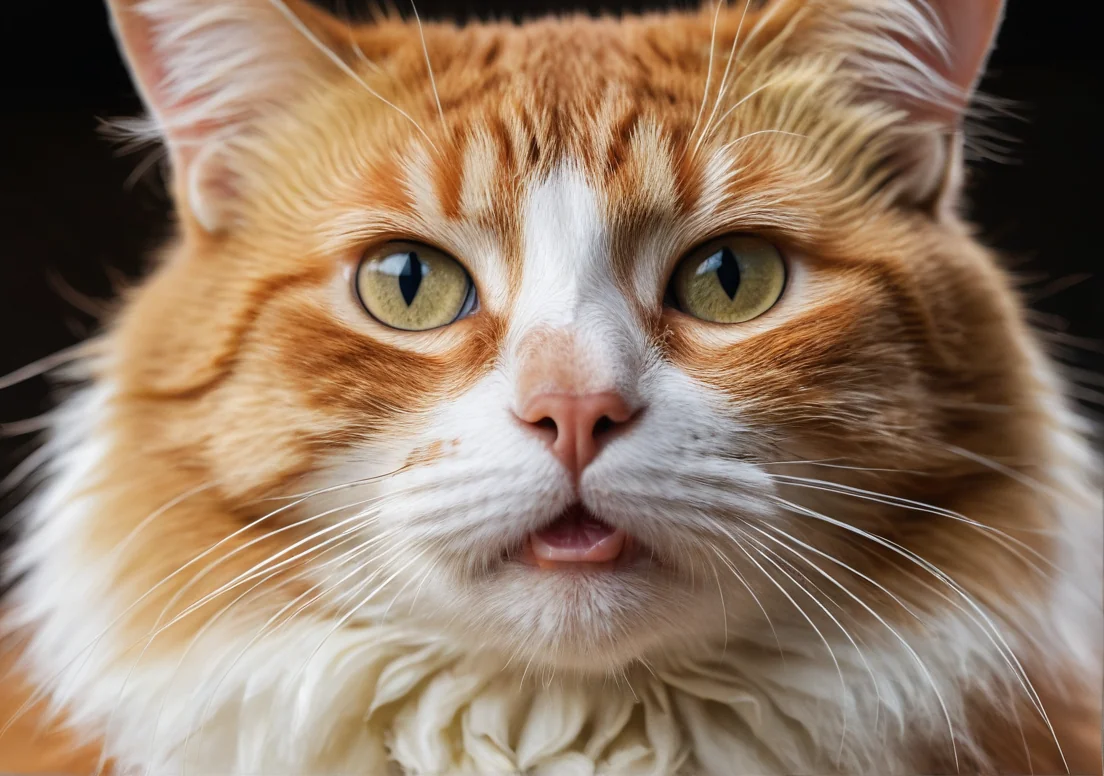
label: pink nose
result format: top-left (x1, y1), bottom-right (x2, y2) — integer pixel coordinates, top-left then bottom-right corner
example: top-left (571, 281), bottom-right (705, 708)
top-left (518, 392), bottom-right (636, 481)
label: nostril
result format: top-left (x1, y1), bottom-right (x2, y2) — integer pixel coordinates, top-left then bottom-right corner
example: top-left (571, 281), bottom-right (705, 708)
top-left (535, 416), bottom-right (558, 437)
top-left (592, 415), bottom-right (615, 437)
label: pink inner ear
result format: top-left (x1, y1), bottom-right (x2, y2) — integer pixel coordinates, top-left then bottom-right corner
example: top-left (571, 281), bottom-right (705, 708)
top-left (885, 0), bottom-right (1005, 124)
top-left (111, 5), bottom-right (169, 118)
top-left (931, 0), bottom-right (1006, 96)
top-left (112, 5), bottom-right (236, 146)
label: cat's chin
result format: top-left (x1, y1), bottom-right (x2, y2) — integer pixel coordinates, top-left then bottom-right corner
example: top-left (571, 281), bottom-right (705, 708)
top-left (445, 546), bottom-right (707, 674)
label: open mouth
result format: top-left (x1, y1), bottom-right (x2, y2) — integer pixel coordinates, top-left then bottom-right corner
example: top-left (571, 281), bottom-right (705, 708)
top-left (517, 504), bottom-right (631, 570)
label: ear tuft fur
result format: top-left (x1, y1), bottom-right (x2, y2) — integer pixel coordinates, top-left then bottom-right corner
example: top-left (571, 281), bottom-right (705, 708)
top-left (104, 0), bottom-right (347, 231)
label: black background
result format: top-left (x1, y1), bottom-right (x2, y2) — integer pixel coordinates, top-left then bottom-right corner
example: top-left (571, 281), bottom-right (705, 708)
top-left (1, 1), bottom-right (1101, 545)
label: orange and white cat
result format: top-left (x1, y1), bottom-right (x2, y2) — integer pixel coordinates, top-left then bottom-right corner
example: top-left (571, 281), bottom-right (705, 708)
top-left (2, 0), bottom-right (1101, 773)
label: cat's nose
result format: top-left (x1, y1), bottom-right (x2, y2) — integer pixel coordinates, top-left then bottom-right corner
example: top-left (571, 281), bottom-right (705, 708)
top-left (517, 392), bottom-right (637, 481)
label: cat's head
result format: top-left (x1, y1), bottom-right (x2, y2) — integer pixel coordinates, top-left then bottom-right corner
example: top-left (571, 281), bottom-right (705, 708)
top-left (95, 0), bottom-right (1040, 672)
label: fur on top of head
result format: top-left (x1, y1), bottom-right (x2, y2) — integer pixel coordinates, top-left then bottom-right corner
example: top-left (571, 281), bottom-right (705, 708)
top-left (3, 0), bottom-right (1101, 773)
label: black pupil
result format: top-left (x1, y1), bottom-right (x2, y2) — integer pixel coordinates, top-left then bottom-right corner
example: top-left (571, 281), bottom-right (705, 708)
top-left (398, 251), bottom-right (424, 306)
top-left (715, 248), bottom-right (741, 299)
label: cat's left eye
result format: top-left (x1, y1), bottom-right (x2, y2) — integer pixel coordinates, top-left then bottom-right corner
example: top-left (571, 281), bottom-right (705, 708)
top-left (355, 242), bottom-right (476, 331)
top-left (668, 235), bottom-right (786, 323)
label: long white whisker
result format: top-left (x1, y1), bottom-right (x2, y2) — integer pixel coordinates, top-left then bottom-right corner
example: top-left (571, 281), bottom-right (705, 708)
top-left (264, 0), bottom-right (437, 152)
top-left (334, 0), bottom-right (385, 75)
top-left (109, 508), bottom-right (391, 759)
top-left (717, 128), bottom-right (808, 155)
top-left (945, 443), bottom-right (1085, 508)
top-left (0, 342), bottom-right (91, 391)
top-left (147, 498), bottom-right (394, 639)
top-left (702, 77), bottom-right (788, 146)
top-left (689, 1), bottom-right (724, 145)
top-left (709, 521), bottom-right (848, 706)
top-left (695, 0), bottom-right (751, 152)
top-left (0, 413), bottom-right (56, 437)
top-left (410, 0), bottom-right (445, 131)
top-left (139, 564), bottom-right (313, 773)
top-left (771, 494), bottom-right (1069, 772)
top-left (746, 521), bottom-right (954, 765)
top-left (178, 528), bottom-right (407, 763)
top-left (706, 555), bottom-right (728, 652)
top-left (732, 532), bottom-right (851, 755)
top-left (770, 474), bottom-right (1058, 577)
top-left (0, 472), bottom-right (406, 738)
top-left (0, 444), bottom-right (52, 493)
top-left (287, 546), bottom-right (432, 689)
top-left (739, 527), bottom-right (884, 765)
top-left (706, 541), bottom-right (785, 659)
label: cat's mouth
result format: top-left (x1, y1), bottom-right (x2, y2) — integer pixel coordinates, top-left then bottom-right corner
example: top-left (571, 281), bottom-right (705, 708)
top-left (515, 504), bottom-right (634, 571)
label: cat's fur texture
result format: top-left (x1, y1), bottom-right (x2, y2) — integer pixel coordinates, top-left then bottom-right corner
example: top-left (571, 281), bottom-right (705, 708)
top-left (1, 0), bottom-right (1101, 773)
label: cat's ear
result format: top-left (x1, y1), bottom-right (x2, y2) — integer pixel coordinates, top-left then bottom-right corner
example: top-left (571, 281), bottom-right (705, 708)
top-left (898, 0), bottom-right (1005, 210)
top-left (802, 0), bottom-right (1005, 211)
top-left (105, 0), bottom-right (348, 231)
top-left (914, 0), bottom-right (1005, 121)
top-left (891, 0), bottom-right (1005, 210)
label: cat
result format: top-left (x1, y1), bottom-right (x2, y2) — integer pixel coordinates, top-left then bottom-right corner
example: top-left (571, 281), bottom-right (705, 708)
top-left (1, 0), bottom-right (1101, 773)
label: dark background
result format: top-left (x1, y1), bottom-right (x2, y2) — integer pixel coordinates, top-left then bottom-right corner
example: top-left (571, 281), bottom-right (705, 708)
top-left (1, 1), bottom-right (1101, 546)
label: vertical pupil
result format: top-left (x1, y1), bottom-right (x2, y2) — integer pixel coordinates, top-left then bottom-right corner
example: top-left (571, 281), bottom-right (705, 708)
top-left (398, 251), bottom-right (423, 306)
top-left (715, 248), bottom-right (741, 299)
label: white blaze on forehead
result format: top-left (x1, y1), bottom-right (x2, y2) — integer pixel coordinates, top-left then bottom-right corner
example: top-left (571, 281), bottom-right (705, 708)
top-left (511, 163), bottom-right (605, 334)
top-left (506, 162), bottom-right (649, 400)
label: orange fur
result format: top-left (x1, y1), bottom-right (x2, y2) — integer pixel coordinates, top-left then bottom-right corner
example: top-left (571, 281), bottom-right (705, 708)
top-left (2, 0), bottom-right (1100, 773)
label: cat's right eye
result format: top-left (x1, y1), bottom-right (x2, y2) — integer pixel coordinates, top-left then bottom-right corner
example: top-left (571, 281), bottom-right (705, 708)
top-left (668, 235), bottom-right (786, 324)
top-left (355, 242), bottom-right (476, 331)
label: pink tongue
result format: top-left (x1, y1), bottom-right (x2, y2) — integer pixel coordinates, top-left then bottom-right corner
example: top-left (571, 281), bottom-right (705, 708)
top-left (530, 512), bottom-right (626, 565)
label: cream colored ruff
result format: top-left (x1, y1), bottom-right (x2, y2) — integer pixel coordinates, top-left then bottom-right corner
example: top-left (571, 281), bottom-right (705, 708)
top-left (9, 371), bottom-right (1101, 775)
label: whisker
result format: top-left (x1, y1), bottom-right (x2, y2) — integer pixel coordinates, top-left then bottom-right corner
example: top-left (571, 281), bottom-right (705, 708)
top-left (945, 444), bottom-right (1087, 508)
top-left (286, 545), bottom-right (432, 689)
top-left (730, 530), bottom-right (852, 757)
top-left (770, 494), bottom-right (1069, 772)
top-left (138, 565), bottom-right (310, 772)
top-left (747, 520), bottom-right (958, 764)
top-left (706, 555), bottom-right (728, 652)
top-left (769, 474), bottom-right (1059, 577)
top-left (688, 1), bottom-right (724, 146)
top-left (335, 0), bottom-right (385, 75)
top-left (270, 527), bottom-right (407, 635)
top-left (717, 128), bottom-right (808, 154)
top-left (178, 528), bottom-right (407, 761)
top-left (739, 529), bottom-right (883, 766)
top-left (706, 542), bottom-right (784, 660)
top-left (108, 511), bottom-right (393, 761)
top-left (410, 0), bottom-right (445, 131)
top-left (141, 470), bottom-right (461, 639)
top-left (0, 414), bottom-right (56, 438)
top-left (146, 499), bottom-right (394, 640)
top-left (0, 471), bottom-right (410, 738)
top-left (0, 342), bottom-right (91, 391)
top-left (264, 0), bottom-right (438, 152)
top-left (759, 459), bottom-right (928, 475)
top-left (0, 444), bottom-right (52, 493)
top-left (695, 0), bottom-right (753, 154)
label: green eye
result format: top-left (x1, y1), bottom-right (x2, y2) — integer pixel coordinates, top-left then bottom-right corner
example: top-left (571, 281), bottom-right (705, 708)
top-left (356, 242), bottom-right (476, 331)
top-left (670, 235), bottom-right (785, 323)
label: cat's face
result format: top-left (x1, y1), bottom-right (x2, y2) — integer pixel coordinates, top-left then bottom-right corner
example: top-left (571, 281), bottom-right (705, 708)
top-left (101, 0), bottom-right (1034, 672)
